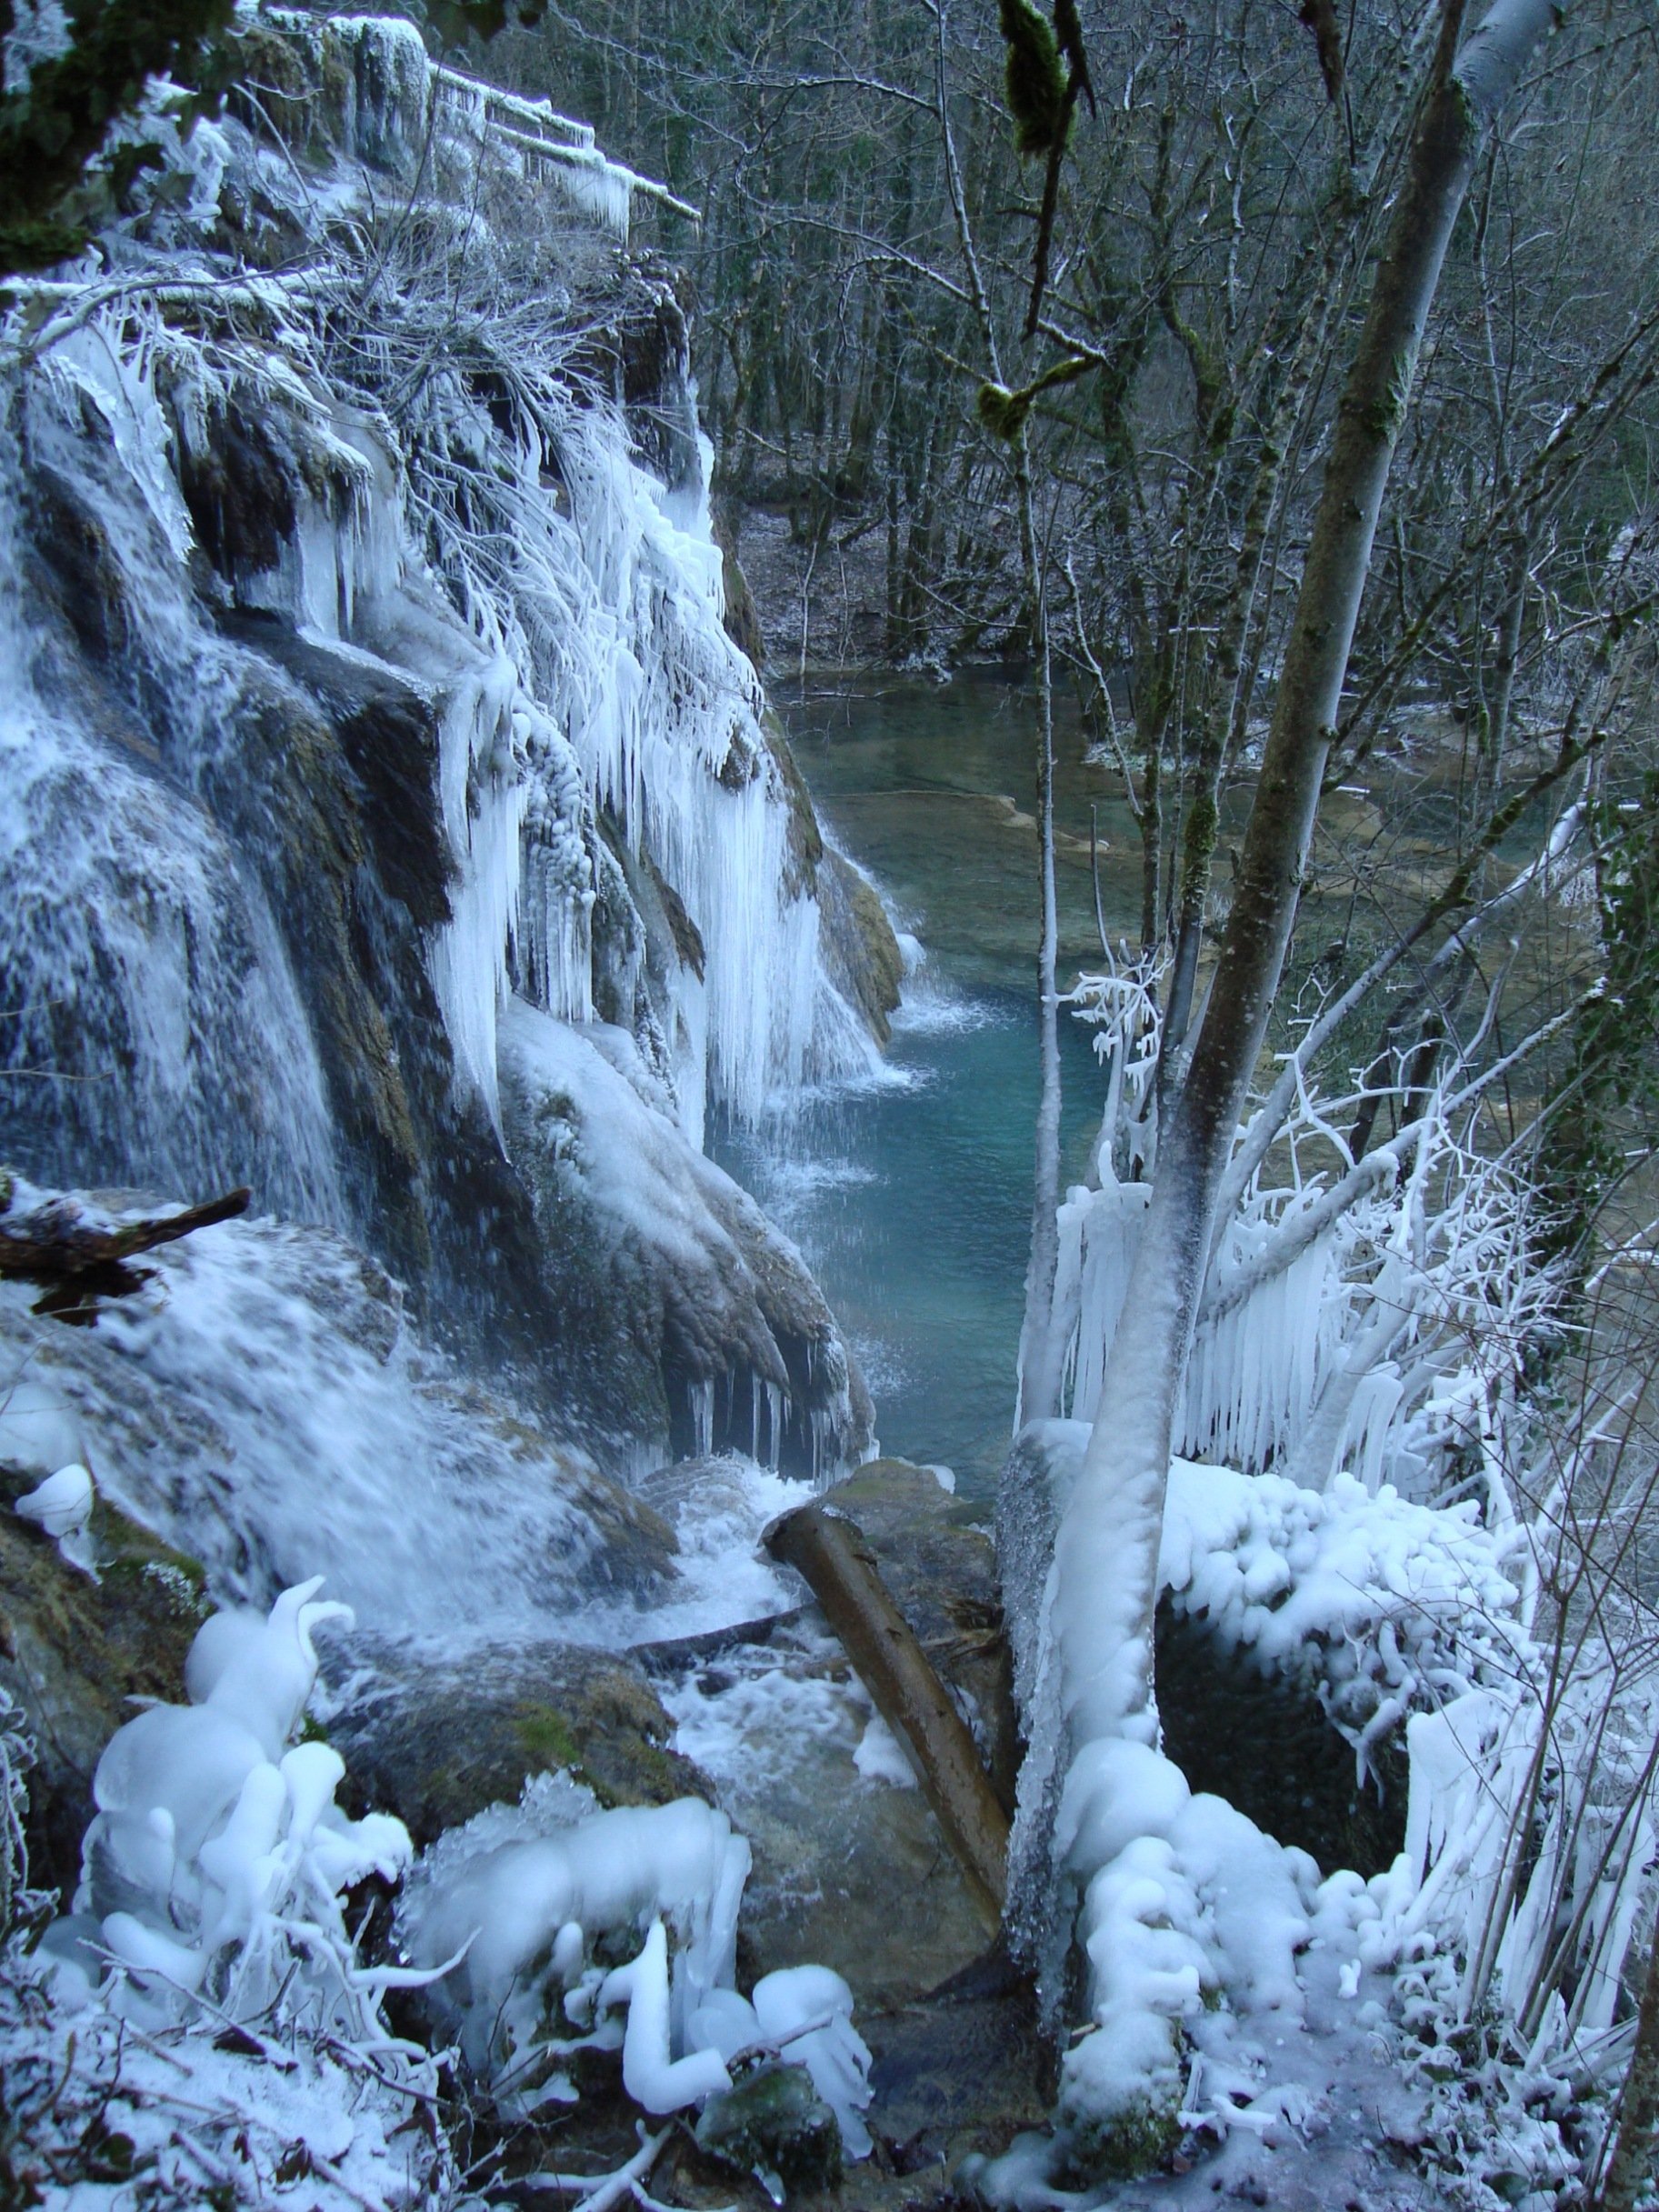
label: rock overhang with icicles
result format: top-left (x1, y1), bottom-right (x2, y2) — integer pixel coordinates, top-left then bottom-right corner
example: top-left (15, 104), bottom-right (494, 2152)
top-left (0, 8), bottom-right (897, 1479)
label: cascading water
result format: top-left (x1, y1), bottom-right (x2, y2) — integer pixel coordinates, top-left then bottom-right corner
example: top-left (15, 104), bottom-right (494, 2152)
top-left (0, 407), bottom-right (344, 1226)
top-left (0, 12), bottom-right (895, 1627)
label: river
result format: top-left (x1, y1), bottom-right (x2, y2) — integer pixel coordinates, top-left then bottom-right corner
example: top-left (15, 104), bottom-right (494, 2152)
top-left (713, 669), bottom-right (1146, 1502)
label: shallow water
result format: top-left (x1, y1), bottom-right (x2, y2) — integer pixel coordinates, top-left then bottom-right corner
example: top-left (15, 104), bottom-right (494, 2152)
top-left (715, 670), bottom-right (1146, 1501)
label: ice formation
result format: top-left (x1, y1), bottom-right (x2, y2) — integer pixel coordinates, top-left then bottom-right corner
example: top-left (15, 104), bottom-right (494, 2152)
top-left (0, 1582), bottom-right (470, 2207)
top-left (53, 1577), bottom-right (412, 2016)
top-left (0, 7), bottom-right (885, 1359)
top-left (13, 1460), bottom-right (94, 1544)
top-left (1052, 966), bottom-right (1550, 1505)
top-left (397, 1770), bottom-right (874, 2147)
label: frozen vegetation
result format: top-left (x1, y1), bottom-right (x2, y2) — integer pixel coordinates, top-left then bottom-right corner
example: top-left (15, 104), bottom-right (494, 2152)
top-left (0, 4), bottom-right (1656, 2210)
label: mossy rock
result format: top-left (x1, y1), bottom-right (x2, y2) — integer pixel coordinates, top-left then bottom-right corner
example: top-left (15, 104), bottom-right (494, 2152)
top-left (817, 849), bottom-right (904, 1046)
top-left (327, 1637), bottom-right (713, 1846)
top-left (695, 2063), bottom-right (844, 2194)
top-left (1053, 2091), bottom-right (1184, 2187)
top-left (0, 1466), bottom-right (208, 1899)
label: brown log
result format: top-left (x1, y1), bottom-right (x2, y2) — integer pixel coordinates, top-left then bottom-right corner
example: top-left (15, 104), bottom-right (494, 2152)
top-left (0, 1185), bottom-right (252, 1322)
top-left (763, 1501), bottom-right (1010, 1927)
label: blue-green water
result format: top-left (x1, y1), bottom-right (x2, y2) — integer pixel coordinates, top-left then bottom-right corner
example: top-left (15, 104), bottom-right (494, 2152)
top-left (715, 672), bottom-right (1145, 1500)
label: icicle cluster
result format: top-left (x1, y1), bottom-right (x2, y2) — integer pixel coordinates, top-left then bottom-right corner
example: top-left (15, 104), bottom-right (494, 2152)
top-left (1053, 1004), bottom-right (1552, 1503)
top-left (0, 9), bottom-right (878, 1234)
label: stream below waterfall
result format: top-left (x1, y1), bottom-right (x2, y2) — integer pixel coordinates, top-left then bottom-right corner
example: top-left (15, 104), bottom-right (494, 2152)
top-left (713, 670), bottom-right (1149, 1502)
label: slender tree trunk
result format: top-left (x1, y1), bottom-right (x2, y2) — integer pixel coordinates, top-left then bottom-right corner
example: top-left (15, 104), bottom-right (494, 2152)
top-left (1047, 0), bottom-right (1564, 1759)
top-left (1016, 444), bottom-right (1066, 1421)
top-left (1593, 1930), bottom-right (1659, 2212)
top-left (1160, 261), bottom-right (1342, 1077)
top-left (926, 0), bottom-right (1067, 1426)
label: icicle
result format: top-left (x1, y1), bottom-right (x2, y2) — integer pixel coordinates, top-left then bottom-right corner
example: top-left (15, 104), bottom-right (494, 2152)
top-left (689, 1380), bottom-right (715, 1458)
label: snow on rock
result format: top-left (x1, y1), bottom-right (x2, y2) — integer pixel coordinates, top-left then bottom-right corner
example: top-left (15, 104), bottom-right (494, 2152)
top-left (1001, 1419), bottom-right (1543, 2166)
top-left (502, 1001), bottom-right (874, 1477)
top-left (1053, 1735), bottom-right (1316, 2139)
top-left (13, 1462), bottom-right (94, 1547)
top-left (1156, 1457), bottom-right (1529, 1750)
top-left (1024, 1421), bottom-right (1527, 1770)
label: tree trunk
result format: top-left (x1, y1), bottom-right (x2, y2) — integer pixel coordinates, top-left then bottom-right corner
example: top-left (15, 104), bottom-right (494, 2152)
top-left (1593, 1930), bottom-right (1659, 2212)
top-left (1044, 0), bottom-right (1564, 1758)
top-left (1014, 443), bottom-right (1066, 1423)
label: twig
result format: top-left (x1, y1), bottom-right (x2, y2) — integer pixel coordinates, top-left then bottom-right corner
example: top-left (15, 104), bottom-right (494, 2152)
top-left (520, 2124), bottom-right (672, 2210)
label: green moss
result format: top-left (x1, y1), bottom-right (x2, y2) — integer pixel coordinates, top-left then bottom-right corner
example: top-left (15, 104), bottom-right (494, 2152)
top-left (696, 2064), bottom-right (844, 2192)
top-left (514, 1703), bottom-right (582, 1775)
top-left (998, 0), bottom-right (1069, 157)
top-left (1055, 2092), bottom-right (1184, 2186)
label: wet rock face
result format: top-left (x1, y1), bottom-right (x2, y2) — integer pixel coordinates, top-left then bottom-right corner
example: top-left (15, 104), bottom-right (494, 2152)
top-left (764, 717), bottom-right (904, 1048)
top-left (0, 1467), bottom-right (208, 1899)
top-left (864, 1947), bottom-right (1053, 2187)
top-left (325, 1637), bottom-right (709, 1847)
top-left (816, 848), bottom-right (905, 1047)
top-left (1154, 1602), bottom-right (1408, 1876)
top-left (500, 1007), bottom-right (875, 1477)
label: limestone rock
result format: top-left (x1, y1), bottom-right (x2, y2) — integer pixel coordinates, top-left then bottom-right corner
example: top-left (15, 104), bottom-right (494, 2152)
top-left (325, 1637), bottom-right (711, 1847)
top-left (0, 1465), bottom-right (208, 1899)
top-left (501, 1005), bottom-right (874, 1477)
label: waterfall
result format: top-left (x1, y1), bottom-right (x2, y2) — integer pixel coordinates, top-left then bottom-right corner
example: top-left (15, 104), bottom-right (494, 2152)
top-left (0, 12), bottom-right (888, 1495)
top-left (0, 396), bottom-right (344, 1222)
top-left (0, 14), bottom-right (879, 1208)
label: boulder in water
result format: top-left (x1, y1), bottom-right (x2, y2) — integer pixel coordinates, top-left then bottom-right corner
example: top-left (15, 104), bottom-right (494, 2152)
top-left (325, 1637), bottom-right (713, 1847)
top-left (501, 1005), bottom-right (875, 1479)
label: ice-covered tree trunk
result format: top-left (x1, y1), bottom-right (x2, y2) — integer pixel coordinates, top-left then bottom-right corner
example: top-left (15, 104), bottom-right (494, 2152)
top-left (1018, 480), bottom-right (1066, 1424)
top-left (1047, 0), bottom-right (1564, 1755)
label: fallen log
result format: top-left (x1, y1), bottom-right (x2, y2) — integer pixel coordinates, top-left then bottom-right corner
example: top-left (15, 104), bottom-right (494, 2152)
top-left (0, 1183), bottom-right (252, 1322)
top-left (763, 1500), bottom-right (1010, 1927)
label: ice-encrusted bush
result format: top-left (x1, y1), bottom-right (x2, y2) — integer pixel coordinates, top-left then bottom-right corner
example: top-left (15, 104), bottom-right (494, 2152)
top-left (0, 1580), bottom-right (459, 2209)
top-left (0, 1688), bottom-right (48, 1941)
top-left (397, 1771), bottom-right (874, 2155)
